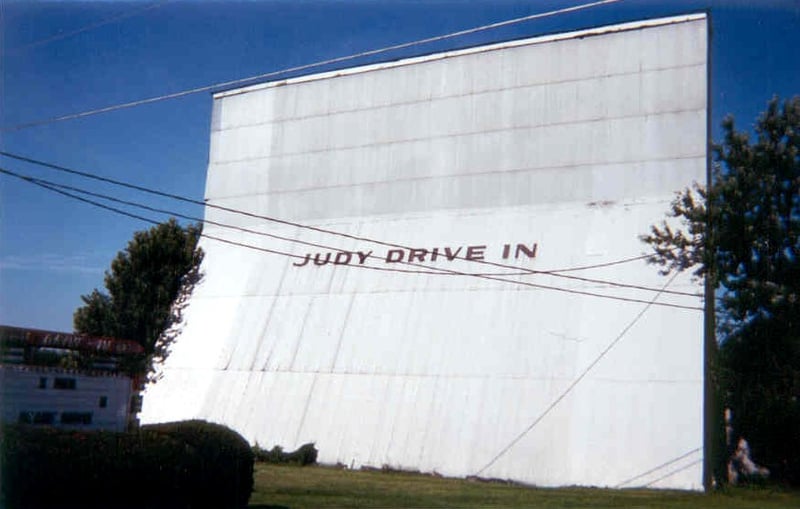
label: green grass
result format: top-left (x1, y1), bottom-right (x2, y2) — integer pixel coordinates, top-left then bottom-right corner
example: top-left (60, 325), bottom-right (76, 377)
top-left (249, 464), bottom-right (800, 509)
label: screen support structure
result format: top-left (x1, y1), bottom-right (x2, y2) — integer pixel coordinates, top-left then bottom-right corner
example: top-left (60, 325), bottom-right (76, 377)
top-left (702, 11), bottom-right (722, 491)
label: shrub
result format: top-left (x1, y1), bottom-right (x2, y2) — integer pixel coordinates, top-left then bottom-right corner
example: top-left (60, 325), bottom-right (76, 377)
top-left (143, 420), bottom-right (254, 508)
top-left (0, 420), bottom-right (253, 509)
top-left (1, 424), bottom-right (197, 508)
top-left (253, 442), bottom-right (318, 466)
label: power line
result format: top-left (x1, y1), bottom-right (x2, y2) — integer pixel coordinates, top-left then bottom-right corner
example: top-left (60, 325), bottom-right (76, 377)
top-left (546, 254), bottom-right (655, 273)
top-left (1, 165), bottom-right (701, 309)
top-left (614, 448), bottom-right (701, 488)
top-left (0, 151), bottom-right (700, 299)
top-left (0, 151), bottom-right (698, 297)
top-left (0, 169), bottom-right (411, 276)
top-left (474, 272), bottom-right (682, 477)
top-left (0, 165), bottom-right (702, 311)
top-left (6, 1), bottom-right (171, 53)
top-left (0, 168), bottom-right (519, 276)
top-left (643, 458), bottom-right (703, 488)
top-left (0, 167), bottom-right (467, 277)
top-left (0, 0), bottom-right (621, 132)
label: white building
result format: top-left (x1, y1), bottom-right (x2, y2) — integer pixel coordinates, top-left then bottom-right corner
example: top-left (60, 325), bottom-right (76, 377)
top-left (142, 14), bottom-right (710, 489)
top-left (0, 326), bottom-right (143, 432)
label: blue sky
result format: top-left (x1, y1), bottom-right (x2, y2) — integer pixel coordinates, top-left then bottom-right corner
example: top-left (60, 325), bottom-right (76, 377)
top-left (1, 0), bottom-right (798, 332)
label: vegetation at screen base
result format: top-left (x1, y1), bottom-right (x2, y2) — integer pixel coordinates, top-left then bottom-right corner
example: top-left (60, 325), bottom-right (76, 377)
top-left (252, 442), bottom-right (318, 465)
top-left (641, 96), bottom-right (800, 485)
top-left (0, 420), bottom-right (253, 509)
top-left (248, 463), bottom-right (800, 509)
top-left (73, 218), bottom-right (203, 382)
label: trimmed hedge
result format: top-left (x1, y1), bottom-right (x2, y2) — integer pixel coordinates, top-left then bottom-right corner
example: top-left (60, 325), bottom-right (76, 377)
top-left (143, 420), bottom-right (254, 508)
top-left (0, 420), bottom-right (253, 509)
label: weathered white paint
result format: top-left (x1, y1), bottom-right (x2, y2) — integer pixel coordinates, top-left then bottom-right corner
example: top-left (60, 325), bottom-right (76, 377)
top-left (142, 15), bottom-right (708, 489)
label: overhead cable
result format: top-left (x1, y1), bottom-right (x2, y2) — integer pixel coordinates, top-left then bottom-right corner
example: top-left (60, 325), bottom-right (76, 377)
top-left (0, 150), bottom-right (700, 299)
top-left (614, 448), bottom-right (702, 488)
top-left (0, 168), bottom-right (478, 277)
top-left (0, 0), bottom-right (621, 132)
top-left (6, 1), bottom-right (172, 53)
top-left (643, 459), bottom-right (703, 488)
top-left (0, 166), bottom-right (702, 311)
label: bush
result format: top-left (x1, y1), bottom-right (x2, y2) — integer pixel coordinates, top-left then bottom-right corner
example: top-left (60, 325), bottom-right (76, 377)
top-left (0, 420), bottom-right (253, 509)
top-left (253, 442), bottom-right (318, 466)
top-left (143, 420), bottom-right (254, 508)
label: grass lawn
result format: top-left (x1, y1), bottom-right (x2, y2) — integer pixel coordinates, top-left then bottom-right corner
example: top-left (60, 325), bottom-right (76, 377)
top-left (249, 464), bottom-right (800, 508)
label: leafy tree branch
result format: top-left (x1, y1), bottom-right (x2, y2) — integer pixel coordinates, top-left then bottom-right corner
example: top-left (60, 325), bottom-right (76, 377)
top-left (74, 218), bottom-right (204, 383)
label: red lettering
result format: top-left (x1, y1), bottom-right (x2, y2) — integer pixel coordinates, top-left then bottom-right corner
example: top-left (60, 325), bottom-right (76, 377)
top-left (515, 243), bottom-right (538, 259)
top-left (444, 247), bottom-right (462, 261)
top-left (386, 249), bottom-right (405, 263)
top-left (466, 245), bottom-right (486, 261)
top-left (408, 248), bottom-right (428, 262)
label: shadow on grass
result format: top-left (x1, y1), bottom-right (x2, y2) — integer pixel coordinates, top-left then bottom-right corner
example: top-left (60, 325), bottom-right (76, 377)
top-left (249, 505), bottom-right (290, 509)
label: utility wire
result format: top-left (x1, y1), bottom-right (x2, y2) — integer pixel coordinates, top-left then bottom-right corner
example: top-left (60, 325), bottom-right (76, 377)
top-left (643, 458), bottom-right (703, 488)
top-left (614, 448), bottom-right (702, 488)
top-left (0, 169), bottom-right (566, 277)
top-left (0, 169), bottom-right (387, 274)
top-left (1, 166), bottom-right (700, 309)
top-left (6, 1), bottom-right (171, 53)
top-left (0, 0), bottom-right (621, 132)
top-left (546, 254), bottom-right (655, 273)
top-left (0, 166), bottom-right (702, 311)
top-left (474, 271), bottom-right (682, 476)
top-left (0, 167), bottom-right (476, 277)
top-left (0, 151), bottom-right (700, 299)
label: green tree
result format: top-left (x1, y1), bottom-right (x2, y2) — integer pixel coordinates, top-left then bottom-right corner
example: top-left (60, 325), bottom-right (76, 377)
top-left (74, 218), bottom-right (204, 382)
top-left (73, 289), bottom-right (113, 337)
top-left (642, 96), bottom-right (800, 485)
